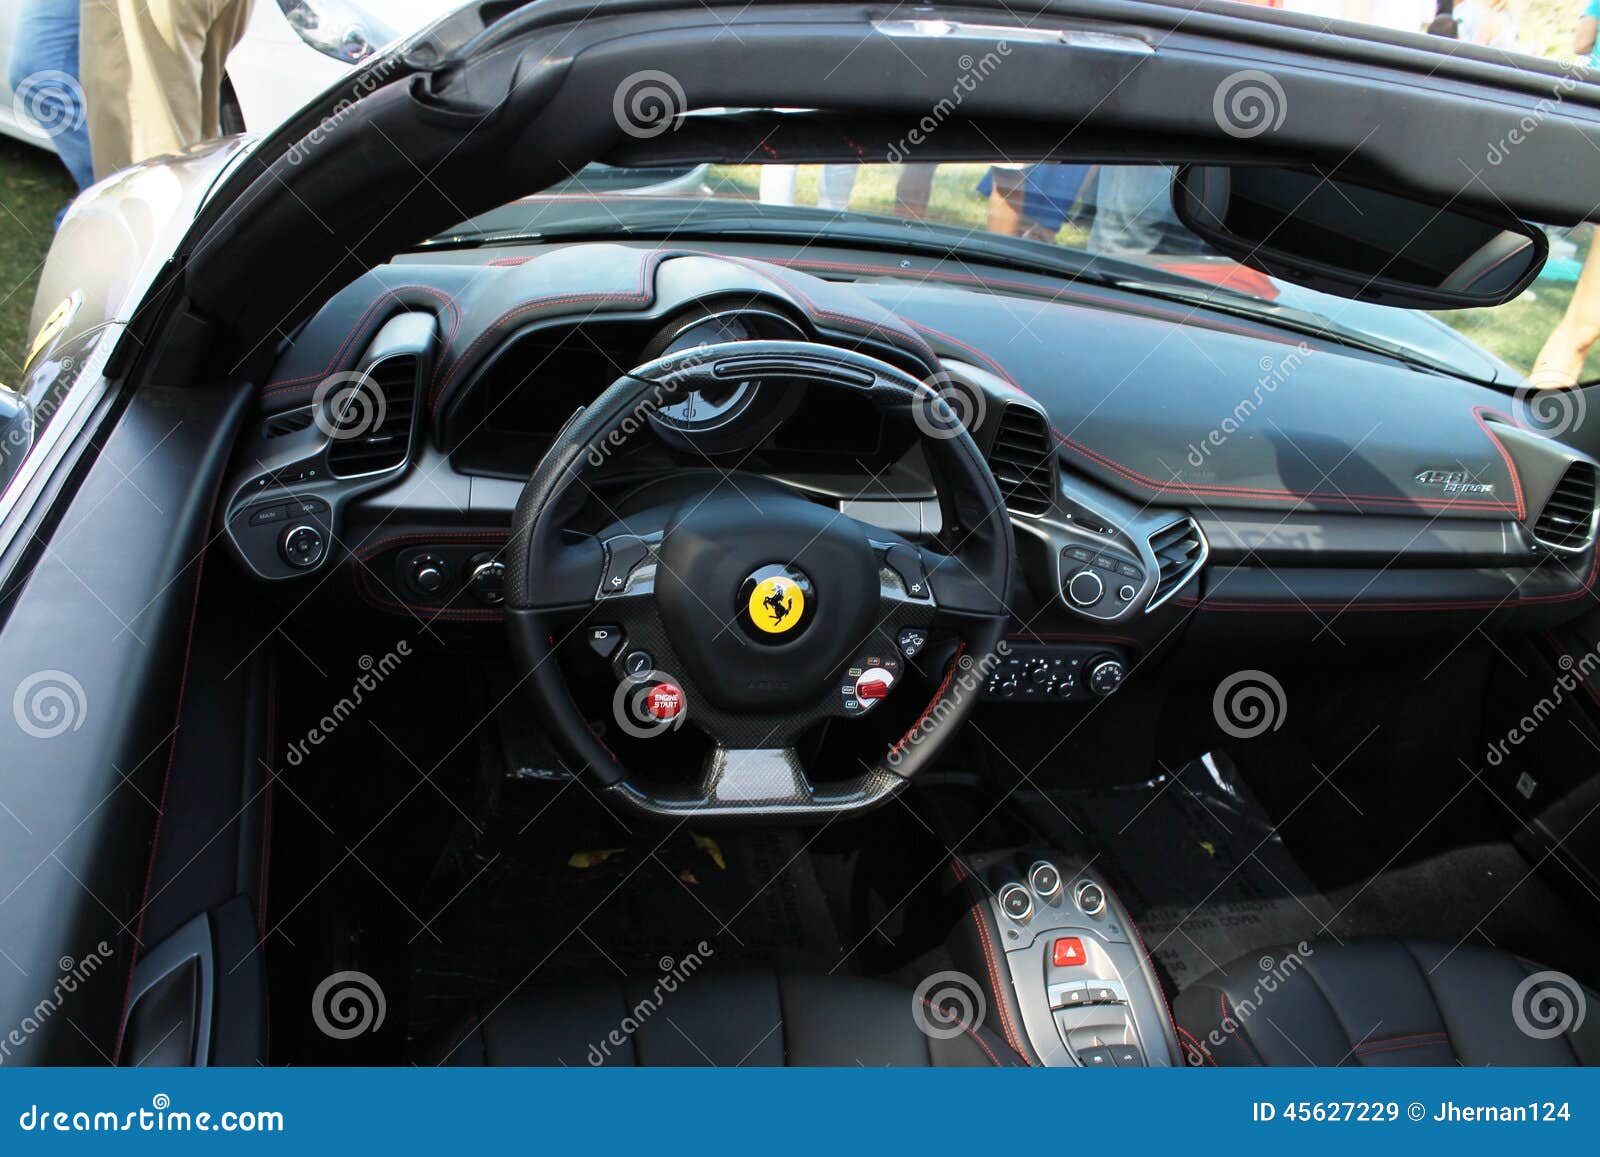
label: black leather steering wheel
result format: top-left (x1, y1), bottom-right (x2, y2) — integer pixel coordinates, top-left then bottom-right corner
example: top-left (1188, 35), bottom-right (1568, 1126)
top-left (504, 340), bottom-right (1014, 820)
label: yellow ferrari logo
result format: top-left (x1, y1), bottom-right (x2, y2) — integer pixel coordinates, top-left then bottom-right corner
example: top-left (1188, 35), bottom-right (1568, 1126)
top-left (748, 576), bottom-right (804, 634)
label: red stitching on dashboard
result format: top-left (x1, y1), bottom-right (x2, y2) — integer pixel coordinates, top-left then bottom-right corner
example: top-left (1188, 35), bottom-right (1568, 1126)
top-left (262, 285), bottom-right (462, 398)
top-left (907, 319), bottom-right (1522, 515)
top-left (426, 250), bottom-right (675, 415)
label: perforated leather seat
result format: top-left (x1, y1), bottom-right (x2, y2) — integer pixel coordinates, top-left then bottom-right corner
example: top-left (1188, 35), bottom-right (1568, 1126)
top-left (437, 969), bottom-right (1024, 1066)
top-left (1175, 938), bottom-right (1598, 1066)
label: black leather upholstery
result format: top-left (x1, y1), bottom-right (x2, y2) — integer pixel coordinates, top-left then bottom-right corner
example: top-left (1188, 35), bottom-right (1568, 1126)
top-left (1175, 938), bottom-right (1599, 1066)
top-left (438, 970), bottom-right (1023, 1067)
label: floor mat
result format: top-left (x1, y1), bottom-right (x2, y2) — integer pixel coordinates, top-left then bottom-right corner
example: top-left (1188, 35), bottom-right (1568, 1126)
top-left (408, 783), bottom-right (843, 1048)
top-left (1014, 752), bottom-right (1337, 991)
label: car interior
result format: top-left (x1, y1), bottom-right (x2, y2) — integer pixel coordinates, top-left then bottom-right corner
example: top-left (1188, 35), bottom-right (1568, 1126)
top-left (4, 1), bottom-right (1600, 1069)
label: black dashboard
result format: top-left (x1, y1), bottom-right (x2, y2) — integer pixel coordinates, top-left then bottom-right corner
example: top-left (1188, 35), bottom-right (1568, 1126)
top-left (219, 240), bottom-right (1600, 664)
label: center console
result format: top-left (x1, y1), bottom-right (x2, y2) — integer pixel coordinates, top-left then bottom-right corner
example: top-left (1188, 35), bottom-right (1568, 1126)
top-left (957, 849), bottom-right (1179, 1067)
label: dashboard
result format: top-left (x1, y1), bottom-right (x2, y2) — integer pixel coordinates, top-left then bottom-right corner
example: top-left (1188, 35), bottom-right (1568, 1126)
top-left (219, 240), bottom-right (1600, 682)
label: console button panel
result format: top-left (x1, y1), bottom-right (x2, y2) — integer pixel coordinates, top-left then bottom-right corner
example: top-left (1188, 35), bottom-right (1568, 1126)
top-left (981, 643), bottom-right (1130, 702)
top-left (973, 849), bottom-right (1174, 1067)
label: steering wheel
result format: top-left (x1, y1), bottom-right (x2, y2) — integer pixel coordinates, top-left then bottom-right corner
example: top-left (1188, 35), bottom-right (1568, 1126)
top-left (505, 340), bottom-right (1014, 820)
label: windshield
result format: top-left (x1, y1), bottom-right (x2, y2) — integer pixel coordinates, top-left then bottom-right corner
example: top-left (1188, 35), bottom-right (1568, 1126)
top-left (431, 162), bottom-right (1585, 388)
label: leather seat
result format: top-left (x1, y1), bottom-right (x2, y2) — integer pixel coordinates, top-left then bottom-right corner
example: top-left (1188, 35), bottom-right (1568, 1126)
top-left (439, 969), bottom-right (1024, 1066)
top-left (1175, 938), bottom-right (1599, 1066)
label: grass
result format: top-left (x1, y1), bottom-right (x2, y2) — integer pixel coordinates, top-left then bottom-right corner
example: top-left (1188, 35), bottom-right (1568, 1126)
top-left (0, 134), bottom-right (73, 384)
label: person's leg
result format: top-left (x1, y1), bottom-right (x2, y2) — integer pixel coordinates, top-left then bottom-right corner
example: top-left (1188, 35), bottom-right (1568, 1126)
top-left (893, 163), bottom-right (936, 219)
top-left (1533, 232), bottom-right (1600, 387)
top-left (82, 0), bottom-right (212, 180)
top-left (198, 0), bottom-right (251, 139)
top-left (8, 0), bottom-right (93, 189)
top-left (816, 163), bottom-right (857, 211)
top-left (758, 164), bottom-right (798, 206)
top-left (985, 166), bottom-right (1029, 236)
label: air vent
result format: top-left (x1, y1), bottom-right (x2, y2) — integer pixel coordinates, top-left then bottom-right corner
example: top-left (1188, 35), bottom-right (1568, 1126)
top-left (263, 408), bottom-right (314, 438)
top-left (1146, 518), bottom-right (1207, 610)
top-left (326, 357), bottom-right (418, 478)
top-left (1532, 461), bottom-right (1598, 552)
top-left (987, 404), bottom-right (1055, 515)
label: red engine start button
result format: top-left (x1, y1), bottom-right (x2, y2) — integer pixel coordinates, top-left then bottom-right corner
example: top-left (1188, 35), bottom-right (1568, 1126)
top-left (647, 682), bottom-right (685, 720)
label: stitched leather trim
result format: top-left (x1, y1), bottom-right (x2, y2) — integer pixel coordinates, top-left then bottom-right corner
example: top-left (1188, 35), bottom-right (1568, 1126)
top-left (915, 997), bottom-right (1005, 1066)
top-left (907, 319), bottom-right (1525, 516)
top-left (948, 858), bottom-right (1033, 1065)
top-left (262, 285), bottom-right (462, 400)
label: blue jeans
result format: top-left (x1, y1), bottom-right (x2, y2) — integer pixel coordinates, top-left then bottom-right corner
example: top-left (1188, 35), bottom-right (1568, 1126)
top-left (7, 0), bottom-right (94, 191)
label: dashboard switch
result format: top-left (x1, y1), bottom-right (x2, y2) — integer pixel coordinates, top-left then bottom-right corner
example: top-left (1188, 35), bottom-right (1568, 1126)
top-left (854, 666), bottom-right (895, 701)
top-left (280, 524), bottom-right (326, 570)
top-left (1066, 568), bottom-right (1104, 607)
top-left (1052, 937), bottom-right (1087, 967)
top-left (1088, 657), bottom-right (1125, 697)
top-left (896, 627), bottom-right (927, 659)
top-left (587, 626), bottom-right (623, 659)
top-left (467, 553), bottom-right (506, 605)
top-left (998, 883), bottom-right (1033, 922)
top-left (646, 682), bottom-right (685, 720)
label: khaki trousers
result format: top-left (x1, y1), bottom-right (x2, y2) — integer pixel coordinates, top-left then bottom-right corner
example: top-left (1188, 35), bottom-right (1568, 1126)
top-left (81, 0), bottom-right (253, 180)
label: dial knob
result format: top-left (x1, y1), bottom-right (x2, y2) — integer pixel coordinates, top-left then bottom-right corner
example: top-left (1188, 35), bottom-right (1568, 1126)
top-left (994, 672), bottom-right (1019, 697)
top-left (1088, 657), bottom-right (1125, 697)
top-left (413, 562), bottom-right (446, 594)
top-left (279, 524), bottom-right (325, 569)
top-left (467, 553), bottom-right (506, 605)
top-left (1066, 568), bottom-right (1104, 607)
top-left (1026, 659), bottom-right (1053, 685)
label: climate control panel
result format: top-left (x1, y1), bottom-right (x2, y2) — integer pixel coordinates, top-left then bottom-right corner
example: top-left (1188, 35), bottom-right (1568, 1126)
top-left (981, 642), bottom-right (1129, 702)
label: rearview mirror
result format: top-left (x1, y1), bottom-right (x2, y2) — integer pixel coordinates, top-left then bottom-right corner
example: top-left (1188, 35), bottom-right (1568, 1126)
top-left (1170, 165), bottom-right (1546, 309)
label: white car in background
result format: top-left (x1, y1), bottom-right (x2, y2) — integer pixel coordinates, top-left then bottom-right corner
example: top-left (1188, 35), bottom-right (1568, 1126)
top-left (0, 0), bottom-right (449, 146)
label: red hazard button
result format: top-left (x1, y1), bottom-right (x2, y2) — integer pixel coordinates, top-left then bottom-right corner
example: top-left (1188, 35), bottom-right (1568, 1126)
top-left (647, 682), bottom-right (685, 720)
top-left (1052, 936), bottom-right (1086, 967)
